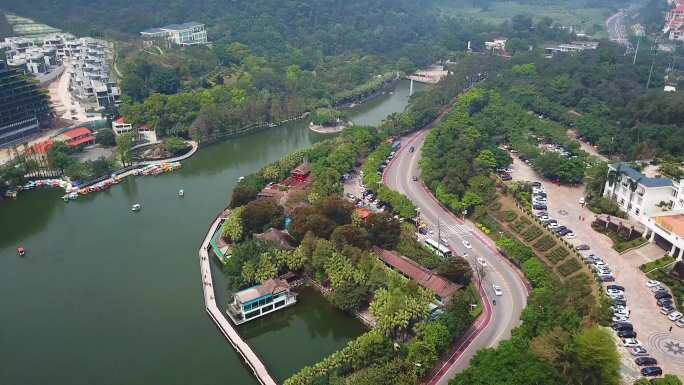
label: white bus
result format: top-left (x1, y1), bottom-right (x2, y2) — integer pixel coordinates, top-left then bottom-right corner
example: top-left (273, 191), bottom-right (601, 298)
top-left (425, 238), bottom-right (452, 258)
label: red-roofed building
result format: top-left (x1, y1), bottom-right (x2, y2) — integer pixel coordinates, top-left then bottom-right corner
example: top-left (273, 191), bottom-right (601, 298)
top-left (355, 208), bottom-right (373, 223)
top-left (374, 247), bottom-right (461, 303)
top-left (58, 127), bottom-right (95, 148)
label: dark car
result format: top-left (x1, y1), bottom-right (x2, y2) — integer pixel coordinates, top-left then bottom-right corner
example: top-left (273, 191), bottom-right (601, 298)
top-left (599, 275), bottom-right (615, 282)
top-left (641, 367), bottom-right (662, 377)
top-left (613, 299), bottom-right (627, 307)
top-left (412, 176), bottom-right (418, 181)
top-left (533, 204), bottom-right (547, 210)
top-left (613, 324), bottom-right (633, 332)
top-left (553, 226), bottom-right (568, 233)
top-left (655, 292), bottom-right (672, 300)
top-left (612, 322), bottom-right (632, 330)
top-left (557, 228), bottom-right (571, 236)
top-left (409, 146), bottom-right (415, 153)
top-left (500, 174), bottom-right (512, 181)
top-left (575, 244), bottom-right (591, 251)
top-left (657, 298), bottom-right (673, 307)
top-left (531, 181), bottom-right (542, 187)
top-left (618, 330), bottom-right (637, 338)
top-left (607, 285), bottom-right (625, 291)
top-left (635, 357), bottom-right (658, 366)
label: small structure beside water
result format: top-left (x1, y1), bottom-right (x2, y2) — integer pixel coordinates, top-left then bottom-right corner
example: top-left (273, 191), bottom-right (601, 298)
top-left (227, 278), bottom-right (298, 325)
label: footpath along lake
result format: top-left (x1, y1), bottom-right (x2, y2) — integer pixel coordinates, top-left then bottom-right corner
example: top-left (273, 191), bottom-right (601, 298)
top-left (0, 80), bottom-right (424, 385)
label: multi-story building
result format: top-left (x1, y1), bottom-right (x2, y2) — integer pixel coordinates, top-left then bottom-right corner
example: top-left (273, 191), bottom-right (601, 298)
top-left (603, 163), bottom-right (684, 259)
top-left (66, 38), bottom-right (120, 111)
top-left (227, 278), bottom-right (297, 325)
top-left (140, 22), bottom-right (208, 48)
top-left (2, 36), bottom-right (61, 76)
top-left (663, 1), bottom-right (684, 41)
top-left (0, 60), bottom-right (52, 146)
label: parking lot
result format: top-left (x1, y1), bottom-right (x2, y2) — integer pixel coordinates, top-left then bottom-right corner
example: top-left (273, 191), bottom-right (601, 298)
top-left (510, 157), bottom-right (684, 381)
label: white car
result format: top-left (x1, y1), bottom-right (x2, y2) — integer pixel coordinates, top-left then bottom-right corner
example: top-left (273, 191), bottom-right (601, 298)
top-left (463, 240), bottom-right (472, 249)
top-left (646, 280), bottom-right (661, 288)
top-left (548, 222), bottom-right (561, 229)
top-left (612, 315), bottom-right (629, 322)
top-left (651, 285), bottom-right (667, 293)
top-left (630, 346), bottom-right (648, 356)
top-left (614, 308), bottom-right (630, 317)
top-left (477, 258), bottom-right (487, 267)
top-left (668, 311), bottom-right (683, 321)
top-left (606, 288), bottom-right (624, 295)
top-left (579, 197), bottom-right (585, 204)
top-left (676, 319), bottom-right (684, 328)
top-left (493, 284), bottom-right (503, 296)
top-left (565, 232), bottom-right (576, 239)
top-left (622, 338), bottom-right (641, 347)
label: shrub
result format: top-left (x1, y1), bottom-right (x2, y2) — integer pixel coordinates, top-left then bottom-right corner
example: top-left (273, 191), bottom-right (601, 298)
top-left (511, 218), bottom-right (530, 234)
top-left (522, 226), bottom-right (543, 242)
top-left (557, 258), bottom-right (582, 277)
top-left (533, 235), bottom-right (557, 252)
top-left (496, 237), bottom-right (535, 265)
top-left (522, 258), bottom-right (553, 288)
top-left (547, 247), bottom-right (569, 264)
top-left (503, 210), bottom-right (518, 222)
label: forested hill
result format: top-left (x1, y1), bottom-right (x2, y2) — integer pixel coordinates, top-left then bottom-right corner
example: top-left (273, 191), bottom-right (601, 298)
top-left (2, 0), bottom-right (439, 54)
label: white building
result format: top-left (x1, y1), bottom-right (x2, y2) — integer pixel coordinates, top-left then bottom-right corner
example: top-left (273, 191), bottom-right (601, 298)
top-left (140, 22), bottom-right (208, 48)
top-left (2, 36), bottom-right (61, 75)
top-left (485, 38), bottom-right (507, 52)
top-left (112, 117), bottom-right (157, 143)
top-left (603, 163), bottom-right (684, 259)
top-left (226, 278), bottom-right (297, 325)
top-left (66, 38), bottom-right (119, 111)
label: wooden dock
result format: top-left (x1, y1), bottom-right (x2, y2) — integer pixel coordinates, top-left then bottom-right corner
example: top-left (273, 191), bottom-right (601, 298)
top-left (198, 215), bottom-right (279, 385)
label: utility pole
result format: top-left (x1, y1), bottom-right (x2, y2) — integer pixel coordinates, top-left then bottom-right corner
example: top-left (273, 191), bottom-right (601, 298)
top-left (646, 37), bottom-right (659, 89)
top-left (632, 36), bottom-right (640, 65)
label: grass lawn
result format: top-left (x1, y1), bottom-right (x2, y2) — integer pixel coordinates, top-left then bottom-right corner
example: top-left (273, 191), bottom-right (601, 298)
top-left (593, 225), bottom-right (648, 253)
top-left (435, 0), bottom-right (611, 37)
top-left (547, 246), bottom-right (569, 265)
top-left (640, 255), bottom-right (676, 273)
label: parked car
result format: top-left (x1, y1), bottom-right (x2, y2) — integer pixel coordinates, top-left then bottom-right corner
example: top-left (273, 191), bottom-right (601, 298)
top-left (599, 275), bottom-right (615, 282)
top-left (565, 232), bottom-right (576, 239)
top-left (668, 311), bottom-right (683, 321)
top-left (612, 323), bottom-right (633, 332)
top-left (612, 315), bottom-right (630, 323)
top-left (660, 305), bottom-right (676, 315)
top-left (500, 174), bottom-right (512, 181)
top-left (575, 244), bottom-right (590, 251)
top-left (646, 280), bottom-right (661, 288)
top-left (477, 257), bottom-right (487, 267)
top-left (630, 346), bottom-right (648, 356)
top-left (655, 292), bottom-right (672, 300)
top-left (579, 197), bottom-right (585, 205)
top-left (617, 330), bottom-right (637, 338)
top-left (412, 176), bottom-right (418, 181)
top-left (622, 338), bottom-right (641, 347)
top-left (613, 299), bottom-right (627, 307)
top-left (657, 298), bottom-right (673, 307)
top-left (652, 285), bottom-right (667, 293)
top-left (641, 367), bottom-right (662, 377)
top-left (635, 357), bottom-right (658, 366)
top-left (533, 204), bottom-right (547, 210)
top-left (607, 285), bottom-right (625, 291)
top-left (675, 319), bottom-right (684, 328)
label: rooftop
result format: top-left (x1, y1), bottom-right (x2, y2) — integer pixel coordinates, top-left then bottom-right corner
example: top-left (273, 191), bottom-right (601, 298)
top-left (63, 127), bottom-right (93, 139)
top-left (654, 214), bottom-right (684, 238)
top-left (610, 162), bottom-right (673, 188)
top-left (234, 279), bottom-right (290, 304)
top-left (374, 248), bottom-right (460, 300)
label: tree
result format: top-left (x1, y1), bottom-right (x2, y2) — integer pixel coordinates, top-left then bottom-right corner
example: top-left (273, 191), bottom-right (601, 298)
top-left (163, 136), bottom-right (189, 155)
top-left (96, 129), bottom-right (116, 146)
top-left (331, 225), bottom-right (371, 250)
top-left (437, 256), bottom-right (472, 285)
top-left (229, 186), bottom-right (259, 208)
top-left (406, 339), bottom-right (437, 376)
top-left (365, 213), bottom-right (401, 249)
top-left (570, 327), bottom-right (620, 385)
top-left (331, 280), bottom-right (368, 311)
top-left (222, 206), bottom-right (245, 242)
top-left (47, 141), bottom-right (74, 172)
top-left (316, 196), bottom-right (354, 225)
top-left (242, 198), bottom-right (284, 235)
top-left (289, 207), bottom-right (336, 241)
top-left (115, 132), bottom-right (135, 166)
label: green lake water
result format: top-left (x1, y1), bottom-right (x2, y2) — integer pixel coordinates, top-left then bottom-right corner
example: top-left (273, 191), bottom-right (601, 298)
top-left (0, 80), bottom-right (423, 385)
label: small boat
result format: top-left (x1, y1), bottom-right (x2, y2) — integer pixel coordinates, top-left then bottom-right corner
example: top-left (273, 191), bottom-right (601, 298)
top-left (17, 247), bottom-right (25, 256)
top-left (68, 192), bottom-right (78, 200)
top-left (131, 203), bottom-right (142, 212)
top-left (178, 189), bottom-right (184, 197)
top-left (238, 176), bottom-right (245, 182)
top-left (62, 195), bottom-right (70, 202)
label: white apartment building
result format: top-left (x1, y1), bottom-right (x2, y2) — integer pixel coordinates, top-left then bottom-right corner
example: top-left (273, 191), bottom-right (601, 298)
top-left (2, 37), bottom-right (61, 75)
top-left (603, 163), bottom-right (684, 259)
top-left (66, 38), bottom-right (120, 111)
top-left (140, 22), bottom-right (208, 48)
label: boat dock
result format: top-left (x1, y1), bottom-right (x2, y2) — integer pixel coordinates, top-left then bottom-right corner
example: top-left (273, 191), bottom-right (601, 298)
top-left (198, 215), bottom-right (279, 385)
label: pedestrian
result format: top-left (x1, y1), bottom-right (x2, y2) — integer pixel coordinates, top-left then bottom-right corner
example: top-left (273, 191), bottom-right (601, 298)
top-left (670, 326), bottom-right (673, 332)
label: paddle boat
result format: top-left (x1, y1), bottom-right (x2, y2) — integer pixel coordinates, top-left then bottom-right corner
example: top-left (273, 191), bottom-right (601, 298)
top-left (178, 189), bottom-right (184, 197)
top-left (17, 247), bottom-right (25, 256)
top-left (131, 203), bottom-right (142, 212)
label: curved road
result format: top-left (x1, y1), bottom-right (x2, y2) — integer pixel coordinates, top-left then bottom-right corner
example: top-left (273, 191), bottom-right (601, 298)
top-left (384, 128), bottom-right (529, 385)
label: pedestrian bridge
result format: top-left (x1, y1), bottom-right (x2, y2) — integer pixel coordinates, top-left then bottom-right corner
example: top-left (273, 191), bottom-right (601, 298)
top-left (198, 214), bottom-right (279, 385)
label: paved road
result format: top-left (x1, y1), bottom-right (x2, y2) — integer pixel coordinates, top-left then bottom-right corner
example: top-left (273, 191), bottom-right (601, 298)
top-left (384, 129), bottom-right (529, 385)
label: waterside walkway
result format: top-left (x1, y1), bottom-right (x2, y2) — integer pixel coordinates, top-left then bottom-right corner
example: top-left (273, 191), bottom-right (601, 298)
top-left (198, 214), bottom-right (279, 385)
